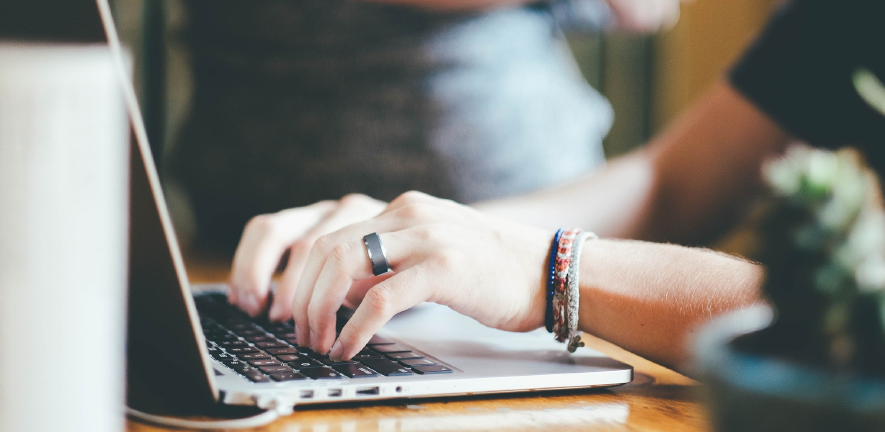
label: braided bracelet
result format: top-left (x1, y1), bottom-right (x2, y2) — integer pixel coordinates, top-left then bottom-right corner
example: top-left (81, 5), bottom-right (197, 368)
top-left (545, 229), bottom-right (564, 333)
top-left (565, 232), bottom-right (597, 352)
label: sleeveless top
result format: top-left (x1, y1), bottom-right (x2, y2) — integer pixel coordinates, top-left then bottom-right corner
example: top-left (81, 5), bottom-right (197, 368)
top-left (171, 0), bottom-right (613, 248)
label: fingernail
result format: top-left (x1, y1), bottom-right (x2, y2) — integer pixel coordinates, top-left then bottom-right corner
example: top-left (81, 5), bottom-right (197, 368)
top-left (268, 304), bottom-right (282, 322)
top-left (329, 340), bottom-right (343, 361)
top-left (240, 293), bottom-right (259, 316)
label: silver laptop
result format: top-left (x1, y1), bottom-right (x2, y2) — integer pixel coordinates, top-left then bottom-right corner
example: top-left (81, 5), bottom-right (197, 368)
top-left (90, 0), bottom-right (633, 416)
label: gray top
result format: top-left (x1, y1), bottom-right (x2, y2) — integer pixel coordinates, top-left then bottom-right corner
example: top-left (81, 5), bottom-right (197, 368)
top-left (171, 0), bottom-right (613, 247)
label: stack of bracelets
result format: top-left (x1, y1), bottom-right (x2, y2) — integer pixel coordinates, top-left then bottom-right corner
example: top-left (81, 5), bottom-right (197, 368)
top-left (545, 228), bottom-right (598, 352)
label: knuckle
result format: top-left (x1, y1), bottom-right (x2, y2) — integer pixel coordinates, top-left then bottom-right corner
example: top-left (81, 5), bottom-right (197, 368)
top-left (392, 190), bottom-right (426, 206)
top-left (312, 234), bottom-right (335, 255)
top-left (412, 225), bottom-right (436, 242)
top-left (432, 247), bottom-right (460, 271)
top-left (245, 214), bottom-right (276, 235)
top-left (339, 193), bottom-right (371, 208)
top-left (398, 203), bottom-right (431, 221)
top-left (365, 284), bottom-right (394, 315)
top-left (329, 242), bottom-right (354, 265)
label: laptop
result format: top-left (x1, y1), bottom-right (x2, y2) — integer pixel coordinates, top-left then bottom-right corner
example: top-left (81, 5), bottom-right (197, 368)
top-left (78, 0), bottom-right (634, 419)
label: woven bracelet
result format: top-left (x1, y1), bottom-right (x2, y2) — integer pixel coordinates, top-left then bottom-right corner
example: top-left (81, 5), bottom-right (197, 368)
top-left (565, 232), bottom-right (597, 352)
top-left (545, 229), bottom-right (564, 333)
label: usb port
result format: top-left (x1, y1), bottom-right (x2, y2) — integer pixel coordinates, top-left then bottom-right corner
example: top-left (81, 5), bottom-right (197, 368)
top-left (299, 390), bottom-right (314, 399)
top-left (356, 387), bottom-right (380, 396)
top-left (327, 389), bottom-right (342, 397)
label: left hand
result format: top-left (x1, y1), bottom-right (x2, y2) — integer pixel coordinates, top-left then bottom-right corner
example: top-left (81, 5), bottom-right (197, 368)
top-left (283, 191), bottom-right (553, 361)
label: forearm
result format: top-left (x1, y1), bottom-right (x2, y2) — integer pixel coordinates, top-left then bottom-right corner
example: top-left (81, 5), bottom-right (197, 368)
top-left (577, 238), bottom-right (764, 371)
top-left (475, 82), bottom-right (791, 244)
top-left (474, 150), bottom-right (657, 238)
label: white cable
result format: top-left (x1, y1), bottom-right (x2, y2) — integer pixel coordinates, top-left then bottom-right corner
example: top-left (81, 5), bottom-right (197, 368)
top-left (125, 406), bottom-right (280, 430)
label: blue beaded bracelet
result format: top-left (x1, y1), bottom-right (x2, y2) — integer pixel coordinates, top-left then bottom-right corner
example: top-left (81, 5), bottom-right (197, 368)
top-left (545, 229), bottom-right (564, 333)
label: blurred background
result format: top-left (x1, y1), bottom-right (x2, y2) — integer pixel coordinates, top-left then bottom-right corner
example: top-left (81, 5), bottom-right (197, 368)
top-left (111, 0), bottom-right (780, 246)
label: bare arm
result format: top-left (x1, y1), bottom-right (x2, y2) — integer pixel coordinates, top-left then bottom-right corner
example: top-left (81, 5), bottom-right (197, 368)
top-left (475, 81), bottom-right (791, 244)
top-left (578, 239), bottom-right (763, 370)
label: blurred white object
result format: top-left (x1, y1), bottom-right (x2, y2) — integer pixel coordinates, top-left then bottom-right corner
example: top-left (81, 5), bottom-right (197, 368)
top-left (0, 44), bottom-right (128, 432)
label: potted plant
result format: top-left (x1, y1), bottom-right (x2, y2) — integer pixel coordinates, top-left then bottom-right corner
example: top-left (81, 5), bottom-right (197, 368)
top-left (695, 143), bottom-right (885, 431)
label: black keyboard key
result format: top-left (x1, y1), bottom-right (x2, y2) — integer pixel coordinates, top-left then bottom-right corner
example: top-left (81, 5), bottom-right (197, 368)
top-left (299, 367), bottom-right (342, 380)
top-left (387, 351), bottom-right (423, 360)
top-left (236, 329), bottom-right (264, 336)
top-left (227, 347), bottom-right (259, 354)
top-left (202, 329), bottom-right (228, 337)
top-left (288, 358), bottom-right (325, 369)
top-left (211, 351), bottom-right (236, 361)
top-left (219, 340), bottom-right (248, 348)
top-left (266, 325), bottom-right (294, 335)
top-left (400, 358), bottom-right (436, 367)
top-left (333, 363), bottom-right (379, 378)
top-left (310, 353), bottom-right (352, 365)
top-left (239, 352), bottom-right (271, 360)
top-left (282, 338), bottom-right (301, 346)
top-left (275, 332), bottom-right (297, 339)
top-left (413, 365), bottom-right (453, 375)
top-left (227, 322), bottom-right (254, 331)
top-left (361, 359), bottom-right (414, 376)
top-left (373, 344), bottom-right (410, 353)
top-left (244, 335), bottom-right (274, 343)
top-left (270, 372), bottom-right (307, 382)
top-left (242, 371), bottom-right (270, 383)
top-left (259, 365), bottom-right (294, 374)
top-left (367, 335), bottom-right (395, 345)
top-left (353, 349), bottom-right (383, 361)
top-left (248, 359), bottom-right (281, 367)
top-left (212, 334), bottom-right (239, 342)
top-left (239, 366), bottom-right (260, 374)
top-left (266, 348), bottom-right (298, 355)
top-left (256, 341), bottom-right (288, 349)
top-left (222, 360), bottom-right (250, 370)
top-left (276, 354), bottom-right (301, 362)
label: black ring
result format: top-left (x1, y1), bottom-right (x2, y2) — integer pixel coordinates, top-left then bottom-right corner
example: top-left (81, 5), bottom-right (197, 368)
top-left (363, 233), bottom-right (391, 276)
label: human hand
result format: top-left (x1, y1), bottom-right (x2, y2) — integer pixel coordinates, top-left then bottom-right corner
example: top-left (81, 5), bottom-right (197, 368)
top-left (284, 191), bottom-right (553, 361)
top-left (229, 194), bottom-right (386, 320)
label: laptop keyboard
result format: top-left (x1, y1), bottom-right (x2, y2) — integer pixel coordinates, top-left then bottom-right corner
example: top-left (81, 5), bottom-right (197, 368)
top-left (194, 293), bottom-right (454, 383)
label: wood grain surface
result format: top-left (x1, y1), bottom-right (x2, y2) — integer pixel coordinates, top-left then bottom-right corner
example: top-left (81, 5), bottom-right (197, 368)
top-left (127, 252), bottom-right (710, 432)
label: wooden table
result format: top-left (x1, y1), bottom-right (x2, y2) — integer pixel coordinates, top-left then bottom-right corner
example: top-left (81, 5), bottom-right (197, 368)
top-left (127, 253), bottom-right (710, 432)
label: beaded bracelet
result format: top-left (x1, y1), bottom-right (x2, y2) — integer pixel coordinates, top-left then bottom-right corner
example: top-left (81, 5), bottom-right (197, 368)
top-left (545, 229), bottom-right (564, 333)
top-left (553, 229), bottom-right (580, 342)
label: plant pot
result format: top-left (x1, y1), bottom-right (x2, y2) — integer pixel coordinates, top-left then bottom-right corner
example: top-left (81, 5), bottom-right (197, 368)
top-left (695, 306), bottom-right (885, 432)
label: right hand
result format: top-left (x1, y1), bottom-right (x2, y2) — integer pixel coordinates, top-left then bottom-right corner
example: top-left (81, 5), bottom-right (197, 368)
top-left (229, 194), bottom-right (387, 320)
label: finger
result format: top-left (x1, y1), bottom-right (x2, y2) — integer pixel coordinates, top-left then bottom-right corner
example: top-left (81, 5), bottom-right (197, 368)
top-left (292, 217), bottom-right (417, 346)
top-left (229, 202), bottom-right (333, 316)
top-left (329, 267), bottom-right (432, 361)
top-left (382, 190), bottom-right (440, 214)
top-left (269, 197), bottom-right (384, 321)
top-left (306, 233), bottom-right (423, 354)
